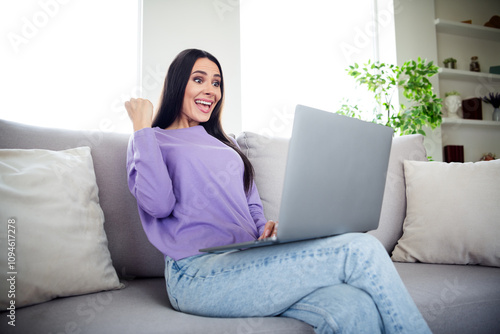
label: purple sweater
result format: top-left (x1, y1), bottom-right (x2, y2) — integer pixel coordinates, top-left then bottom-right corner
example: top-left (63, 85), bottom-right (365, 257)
top-left (127, 126), bottom-right (268, 260)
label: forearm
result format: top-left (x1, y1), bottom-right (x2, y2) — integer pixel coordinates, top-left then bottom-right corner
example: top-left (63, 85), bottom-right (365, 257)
top-left (127, 128), bottom-right (176, 218)
top-left (246, 182), bottom-right (268, 235)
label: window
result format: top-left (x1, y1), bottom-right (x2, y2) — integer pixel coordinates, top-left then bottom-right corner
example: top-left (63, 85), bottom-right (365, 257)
top-left (1, 0), bottom-right (395, 134)
top-left (0, 0), bottom-right (141, 133)
top-left (240, 0), bottom-right (390, 137)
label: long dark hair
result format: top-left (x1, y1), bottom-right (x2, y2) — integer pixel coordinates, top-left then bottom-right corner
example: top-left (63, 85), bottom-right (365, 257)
top-left (152, 49), bottom-right (254, 193)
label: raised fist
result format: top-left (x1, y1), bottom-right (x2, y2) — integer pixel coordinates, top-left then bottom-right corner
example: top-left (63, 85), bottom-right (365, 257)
top-left (125, 98), bottom-right (154, 132)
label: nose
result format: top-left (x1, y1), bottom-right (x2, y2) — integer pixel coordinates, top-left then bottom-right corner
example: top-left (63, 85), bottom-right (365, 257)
top-left (204, 82), bottom-right (216, 96)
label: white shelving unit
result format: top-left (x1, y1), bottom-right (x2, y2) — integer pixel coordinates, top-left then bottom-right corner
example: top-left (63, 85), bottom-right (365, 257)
top-left (438, 68), bottom-right (500, 82)
top-left (435, 18), bottom-right (500, 41)
top-left (435, 17), bottom-right (500, 162)
top-left (442, 117), bottom-right (500, 127)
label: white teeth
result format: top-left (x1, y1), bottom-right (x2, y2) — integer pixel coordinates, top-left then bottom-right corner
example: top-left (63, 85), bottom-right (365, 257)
top-left (196, 100), bottom-right (212, 106)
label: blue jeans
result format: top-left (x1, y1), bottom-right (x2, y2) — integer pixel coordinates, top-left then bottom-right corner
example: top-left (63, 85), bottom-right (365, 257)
top-left (165, 233), bottom-right (431, 334)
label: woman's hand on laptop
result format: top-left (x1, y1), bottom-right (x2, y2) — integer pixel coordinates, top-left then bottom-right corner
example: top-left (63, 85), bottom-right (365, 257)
top-left (258, 220), bottom-right (278, 240)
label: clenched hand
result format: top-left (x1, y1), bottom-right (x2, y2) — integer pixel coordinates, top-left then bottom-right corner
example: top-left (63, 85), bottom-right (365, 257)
top-left (125, 98), bottom-right (154, 132)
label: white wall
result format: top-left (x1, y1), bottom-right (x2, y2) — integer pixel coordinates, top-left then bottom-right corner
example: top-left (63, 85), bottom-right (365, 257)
top-left (142, 0), bottom-right (242, 134)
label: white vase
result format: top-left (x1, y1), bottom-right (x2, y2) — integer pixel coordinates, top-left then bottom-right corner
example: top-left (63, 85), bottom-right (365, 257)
top-left (444, 95), bottom-right (462, 118)
top-left (493, 108), bottom-right (500, 121)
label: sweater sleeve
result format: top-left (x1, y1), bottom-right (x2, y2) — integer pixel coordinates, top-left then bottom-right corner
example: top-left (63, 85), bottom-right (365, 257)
top-left (127, 128), bottom-right (176, 218)
top-left (247, 181), bottom-right (268, 236)
top-left (228, 136), bottom-right (268, 235)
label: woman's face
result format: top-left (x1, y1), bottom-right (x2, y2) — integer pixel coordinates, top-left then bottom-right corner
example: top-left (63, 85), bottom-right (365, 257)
top-left (178, 57), bottom-right (222, 128)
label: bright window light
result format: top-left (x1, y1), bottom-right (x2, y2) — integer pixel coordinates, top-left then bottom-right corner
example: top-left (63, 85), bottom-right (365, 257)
top-left (240, 0), bottom-right (383, 137)
top-left (0, 0), bottom-right (140, 133)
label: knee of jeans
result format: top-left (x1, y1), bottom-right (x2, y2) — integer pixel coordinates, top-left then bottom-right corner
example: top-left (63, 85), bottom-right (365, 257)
top-left (350, 233), bottom-right (386, 255)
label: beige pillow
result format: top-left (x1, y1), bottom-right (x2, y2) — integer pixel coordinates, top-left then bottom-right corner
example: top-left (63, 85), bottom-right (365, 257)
top-left (236, 132), bottom-right (289, 221)
top-left (392, 160), bottom-right (500, 267)
top-left (0, 147), bottom-right (123, 308)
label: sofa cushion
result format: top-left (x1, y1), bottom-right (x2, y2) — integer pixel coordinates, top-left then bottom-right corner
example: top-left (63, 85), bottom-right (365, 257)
top-left (0, 147), bottom-right (123, 308)
top-left (0, 278), bottom-right (314, 334)
top-left (237, 132), bottom-right (289, 221)
top-left (237, 132), bottom-right (427, 252)
top-left (0, 119), bottom-right (165, 278)
top-left (392, 160), bottom-right (500, 267)
top-left (395, 262), bottom-right (500, 334)
top-left (367, 134), bottom-right (428, 252)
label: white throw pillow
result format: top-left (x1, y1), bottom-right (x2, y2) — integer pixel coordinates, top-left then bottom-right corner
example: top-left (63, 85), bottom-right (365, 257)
top-left (392, 160), bottom-right (500, 267)
top-left (0, 147), bottom-right (123, 308)
top-left (237, 132), bottom-right (289, 221)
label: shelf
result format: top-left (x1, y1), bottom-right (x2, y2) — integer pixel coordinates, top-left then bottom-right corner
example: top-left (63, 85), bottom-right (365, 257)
top-left (435, 18), bottom-right (500, 41)
top-left (442, 117), bottom-right (500, 127)
top-left (438, 68), bottom-right (500, 82)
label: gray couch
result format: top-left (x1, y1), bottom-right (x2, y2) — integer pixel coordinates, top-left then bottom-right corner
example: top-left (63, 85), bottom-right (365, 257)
top-left (0, 119), bottom-right (499, 334)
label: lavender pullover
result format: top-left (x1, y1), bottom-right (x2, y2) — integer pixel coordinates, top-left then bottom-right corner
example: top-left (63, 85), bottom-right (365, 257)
top-left (127, 126), bottom-right (268, 260)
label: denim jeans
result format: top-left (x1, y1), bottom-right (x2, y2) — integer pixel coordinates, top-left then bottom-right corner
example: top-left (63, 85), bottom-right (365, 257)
top-left (165, 233), bottom-right (431, 334)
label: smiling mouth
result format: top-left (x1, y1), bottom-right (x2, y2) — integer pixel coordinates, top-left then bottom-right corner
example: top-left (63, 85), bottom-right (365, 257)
top-left (195, 99), bottom-right (214, 113)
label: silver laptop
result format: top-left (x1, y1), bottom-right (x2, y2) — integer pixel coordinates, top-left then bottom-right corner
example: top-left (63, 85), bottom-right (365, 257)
top-left (200, 104), bottom-right (393, 253)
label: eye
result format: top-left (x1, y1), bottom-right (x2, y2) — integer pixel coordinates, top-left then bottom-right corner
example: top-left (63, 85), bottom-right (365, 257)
top-left (212, 81), bottom-right (220, 88)
top-left (194, 77), bottom-right (203, 84)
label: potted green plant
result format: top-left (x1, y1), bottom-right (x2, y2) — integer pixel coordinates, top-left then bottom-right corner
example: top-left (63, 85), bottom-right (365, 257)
top-left (443, 57), bottom-right (457, 69)
top-left (482, 92), bottom-right (500, 121)
top-left (339, 58), bottom-right (442, 136)
top-left (445, 90), bottom-right (460, 97)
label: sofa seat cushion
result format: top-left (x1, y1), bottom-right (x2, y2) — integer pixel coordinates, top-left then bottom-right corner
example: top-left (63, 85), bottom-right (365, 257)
top-left (0, 278), bottom-right (314, 334)
top-left (395, 262), bottom-right (500, 334)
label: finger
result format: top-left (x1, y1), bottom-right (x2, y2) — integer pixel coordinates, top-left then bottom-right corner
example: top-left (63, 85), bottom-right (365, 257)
top-left (258, 229), bottom-right (267, 240)
top-left (259, 220), bottom-right (275, 240)
top-left (258, 222), bottom-right (269, 240)
top-left (124, 99), bottom-right (136, 113)
top-left (266, 220), bottom-right (274, 236)
top-left (271, 222), bottom-right (278, 237)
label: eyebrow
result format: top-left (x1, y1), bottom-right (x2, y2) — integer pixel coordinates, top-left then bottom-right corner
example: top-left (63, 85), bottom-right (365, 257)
top-left (192, 70), bottom-right (221, 78)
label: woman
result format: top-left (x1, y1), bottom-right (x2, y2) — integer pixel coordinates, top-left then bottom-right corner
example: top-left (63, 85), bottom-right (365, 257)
top-left (126, 49), bottom-right (431, 334)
